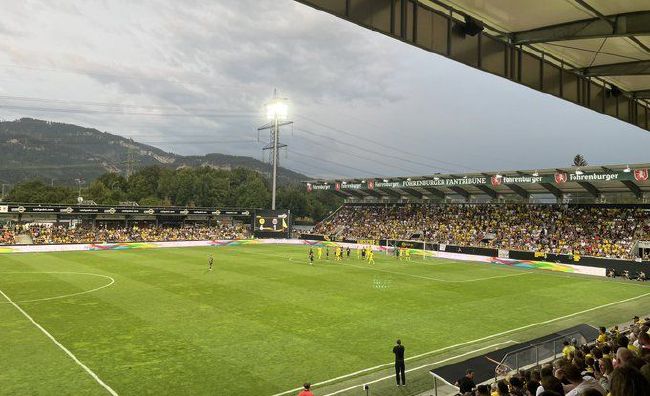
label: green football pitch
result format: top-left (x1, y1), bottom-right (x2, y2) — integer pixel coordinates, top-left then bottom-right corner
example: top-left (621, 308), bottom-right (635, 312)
top-left (1, 244), bottom-right (648, 396)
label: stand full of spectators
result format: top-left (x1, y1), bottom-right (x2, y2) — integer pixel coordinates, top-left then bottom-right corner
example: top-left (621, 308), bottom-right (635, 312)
top-left (314, 204), bottom-right (650, 260)
top-left (4, 223), bottom-right (250, 245)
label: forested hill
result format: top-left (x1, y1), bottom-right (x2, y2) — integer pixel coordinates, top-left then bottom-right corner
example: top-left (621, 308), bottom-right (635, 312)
top-left (0, 118), bottom-right (308, 185)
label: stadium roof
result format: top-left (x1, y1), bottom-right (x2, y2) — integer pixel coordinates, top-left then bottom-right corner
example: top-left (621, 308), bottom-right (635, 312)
top-left (295, 0), bottom-right (650, 131)
top-left (305, 163), bottom-right (650, 200)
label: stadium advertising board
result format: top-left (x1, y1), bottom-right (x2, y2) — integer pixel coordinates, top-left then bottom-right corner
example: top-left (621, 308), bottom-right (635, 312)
top-left (1, 204), bottom-right (252, 216)
top-left (306, 168), bottom-right (649, 191)
top-left (253, 210), bottom-right (292, 239)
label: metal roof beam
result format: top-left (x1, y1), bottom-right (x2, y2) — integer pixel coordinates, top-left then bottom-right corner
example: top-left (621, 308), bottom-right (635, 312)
top-left (378, 187), bottom-right (401, 198)
top-left (621, 180), bottom-right (643, 199)
top-left (577, 181), bottom-right (601, 198)
top-left (512, 11), bottom-right (650, 45)
top-left (400, 187), bottom-right (423, 199)
top-left (422, 187), bottom-right (446, 199)
top-left (631, 89), bottom-right (650, 99)
top-left (449, 186), bottom-right (470, 199)
top-left (363, 189), bottom-right (384, 198)
top-left (540, 183), bottom-right (563, 198)
top-left (505, 184), bottom-right (530, 199)
top-left (331, 190), bottom-right (350, 198)
top-left (345, 189), bottom-right (365, 198)
top-left (580, 59), bottom-right (650, 77)
top-left (475, 185), bottom-right (498, 199)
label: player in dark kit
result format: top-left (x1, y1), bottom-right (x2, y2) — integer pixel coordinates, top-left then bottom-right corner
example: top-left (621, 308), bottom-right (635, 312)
top-left (393, 339), bottom-right (406, 386)
top-left (346, 247), bottom-right (351, 258)
top-left (208, 254), bottom-right (214, 271)
top-left (308, 248), bottom-right (314, 265)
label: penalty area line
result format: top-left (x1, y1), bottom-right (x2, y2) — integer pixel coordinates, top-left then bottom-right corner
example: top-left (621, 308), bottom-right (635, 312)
top-left (0, 288), bottom-right (118, 396)
top-left (270, 290), bottom-right (650, 396)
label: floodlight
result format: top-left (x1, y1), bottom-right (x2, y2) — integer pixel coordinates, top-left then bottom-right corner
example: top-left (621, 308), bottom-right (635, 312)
top-left (495, 174), bottom-right (502, 179)
top-left (575, 170), bottom-right (584, 175)
top-left (266, 100), bottom-right (288, 121)
top-left (383, 179), bottom-right (389, 183)
top-left (623, 165), bottom-right (631, 173)
top-left (532, 170), bottom-right (539, 177)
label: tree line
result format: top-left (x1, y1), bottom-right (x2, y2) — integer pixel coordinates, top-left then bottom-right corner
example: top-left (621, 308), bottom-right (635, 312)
top-left (5, 166), bottom-right (341, 222)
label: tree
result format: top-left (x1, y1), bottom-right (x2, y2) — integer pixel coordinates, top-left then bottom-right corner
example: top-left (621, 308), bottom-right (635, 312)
top-left (5, 180), bottom-right (76, 204)
top-left (573, 154), bottom-right (588, 167)
top-left (127, 166), bottom-right (169, 202)
top-left (277, 185), bottom-right (309, 217)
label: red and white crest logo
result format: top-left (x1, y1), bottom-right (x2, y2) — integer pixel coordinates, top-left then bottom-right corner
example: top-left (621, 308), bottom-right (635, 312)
top-left (554, 172), bottom-right (568, 184)
top-left (306, 183), bottom-right (313, 192)
top-left (634, 168), bottom-right (649, 181)
top-left (335, 182), bottom-right (341, 191)
top-left (491, 176), bottom-right (502, 187)
top-left (367, 180), bottom-right (375, 190)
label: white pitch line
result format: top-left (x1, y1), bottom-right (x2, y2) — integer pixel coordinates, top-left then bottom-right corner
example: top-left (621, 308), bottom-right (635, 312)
top-left (321, 341), bottom-right (515, 396)
top-left (341, 262), bottom-right (531, 283)
top-left (270, 290), bottom-right (650, 396)
top-left (0, 272), bottom-right (115, 303)
top-left (0, 288), bottom-right (118, 396)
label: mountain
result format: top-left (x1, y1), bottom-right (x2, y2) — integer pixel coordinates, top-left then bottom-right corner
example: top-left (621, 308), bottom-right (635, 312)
top-left (0, 118), bottom-right (308, 185)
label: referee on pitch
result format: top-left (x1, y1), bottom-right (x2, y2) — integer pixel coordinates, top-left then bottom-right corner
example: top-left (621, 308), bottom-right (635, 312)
top-left (393, 339), bottom-right (406, 386)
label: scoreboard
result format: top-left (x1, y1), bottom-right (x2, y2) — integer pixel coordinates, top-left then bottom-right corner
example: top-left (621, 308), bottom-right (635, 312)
top-left (253, 210), bottom-right (292, 239)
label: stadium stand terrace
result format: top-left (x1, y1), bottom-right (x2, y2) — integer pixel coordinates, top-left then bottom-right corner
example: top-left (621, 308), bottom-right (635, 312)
top-left (313, 203), bottom-right (649, 260)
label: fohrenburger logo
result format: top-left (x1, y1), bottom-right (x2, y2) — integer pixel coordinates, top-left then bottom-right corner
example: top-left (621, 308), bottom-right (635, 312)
top-left (634, 168), bottom-right (649, 182)
top-left (554, 172), bottom-right (568, 184)
top-left (490, 176), bottom-right (502, 186)
top-left (367, 180), bottom-right (375, 190)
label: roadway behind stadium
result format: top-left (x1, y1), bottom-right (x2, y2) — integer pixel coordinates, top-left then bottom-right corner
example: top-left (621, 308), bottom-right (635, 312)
top-left (1, 244), bottom-right (648, 395)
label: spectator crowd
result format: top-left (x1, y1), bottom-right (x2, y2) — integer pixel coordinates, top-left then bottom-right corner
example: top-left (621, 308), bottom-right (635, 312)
top-left (458, 316), bottom-right (650, 396)
top-left (0, 227), bottom-right (15, 245)
top-left (313, 204), bottom-right (650, 260)
top-left (1, 223), bottom-right (249, 245)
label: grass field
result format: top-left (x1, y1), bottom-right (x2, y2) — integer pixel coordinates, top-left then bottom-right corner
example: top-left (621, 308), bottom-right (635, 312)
top-left (1, 244), bottom-right (649, 396)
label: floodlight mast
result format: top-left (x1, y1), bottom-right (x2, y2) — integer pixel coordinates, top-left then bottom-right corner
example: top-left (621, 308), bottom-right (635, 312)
top-left (259, 89), bottom-right (292, 210)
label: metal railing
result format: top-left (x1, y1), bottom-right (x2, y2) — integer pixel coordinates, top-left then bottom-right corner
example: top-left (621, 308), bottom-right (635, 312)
top-left (495, 331), bottom-right (589, 379)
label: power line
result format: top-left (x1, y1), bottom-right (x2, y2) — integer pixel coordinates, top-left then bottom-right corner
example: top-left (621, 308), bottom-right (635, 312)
top-left (0, 95), bottom-right (253, 113)
top-left (293, 130), bottom-right (424, 175)
top-left (288, 150), bottom-right (382, 177)
top-left (296, 115), bottom-right (481, 172)
top-left (0, 63), bottom-right (264, 90)
top-left (0, 104), bottom-right (257, 118)
top-left (295, 126), bottom-right (457, 173)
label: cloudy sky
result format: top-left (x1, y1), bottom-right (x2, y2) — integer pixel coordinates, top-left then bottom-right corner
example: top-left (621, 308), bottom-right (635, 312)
top-left (1, 0), bottom-right (649, 179)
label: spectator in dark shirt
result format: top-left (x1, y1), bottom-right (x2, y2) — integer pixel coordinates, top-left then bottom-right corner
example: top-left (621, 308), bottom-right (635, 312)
top-left (455, 369), bottom-right (475, 393)
top-left (392, 339), bottom-right (406, 386)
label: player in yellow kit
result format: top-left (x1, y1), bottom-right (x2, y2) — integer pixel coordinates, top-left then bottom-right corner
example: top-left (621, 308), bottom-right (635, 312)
top-left (367, 249), bottom-right (375, 264)
top-left (317, 246), bottom-right (323, 260)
